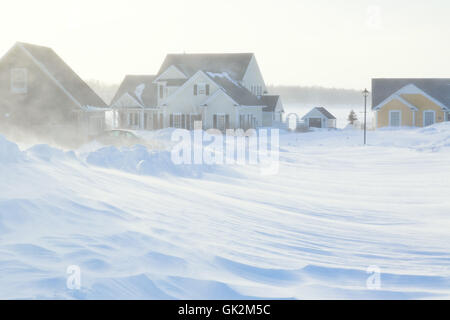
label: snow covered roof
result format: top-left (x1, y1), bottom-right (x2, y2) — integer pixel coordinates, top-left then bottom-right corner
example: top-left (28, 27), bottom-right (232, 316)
top-left (302, 107), bottom-right (336, 120)
top-left (156, 53), bottom-right (254, 81)
top-left (111, 75), bottom-right (158, 107)
top-left (372, 78), bottom-right (450, 110)
top-left (205, 71), bottom-right (263, 107)
top-left (15, 42), bottom-right (107, 108)
top-left (258, 95), bottom-right (282, 112)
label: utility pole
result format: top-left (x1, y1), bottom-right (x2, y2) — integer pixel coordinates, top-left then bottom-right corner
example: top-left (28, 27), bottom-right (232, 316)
top-left (363, 88), bottom-right (369, 145)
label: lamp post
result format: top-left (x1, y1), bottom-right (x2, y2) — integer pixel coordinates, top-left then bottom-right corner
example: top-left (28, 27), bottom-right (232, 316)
top-left (363, 88), bottom-right (369, 145)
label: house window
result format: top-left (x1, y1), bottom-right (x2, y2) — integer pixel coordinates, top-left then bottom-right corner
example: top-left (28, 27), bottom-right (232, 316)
top-left (11, 68), bottom-right (27, 94)
top-left (194, 83), bottom-right (209, 96)
top-left (186, 114), bottom-right (201, 130)
top-left (198, 84), bottom-right (205, 95)
top-left (171, 113), bottom-right (182, 128)
top-left (128, 113), bottom-right (139, 127)
top-left (389, 110), bottom-right (401, 127)
top-left (135, 113), bottom-right (140, 126)
top-left (213, 114), bottom-right (230, 131)
top-left (250, 84), bottom-right (262, 96)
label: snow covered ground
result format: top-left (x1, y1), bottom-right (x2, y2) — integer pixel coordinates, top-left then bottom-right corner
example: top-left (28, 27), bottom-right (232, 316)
top-left (1, 123), bottom-right (450, 299)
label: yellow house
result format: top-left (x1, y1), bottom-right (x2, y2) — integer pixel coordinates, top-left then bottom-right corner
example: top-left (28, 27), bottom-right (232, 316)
top-left (372, 79), bottom-right (450, 128)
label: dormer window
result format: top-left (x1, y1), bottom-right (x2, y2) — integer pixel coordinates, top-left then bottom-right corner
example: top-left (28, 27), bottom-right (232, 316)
top-left (11, 68), bottom-right (27, 94)
top-left (194, 83), bottom-right (210, 96)
top-left (250, 84), bottom-right (263, 96)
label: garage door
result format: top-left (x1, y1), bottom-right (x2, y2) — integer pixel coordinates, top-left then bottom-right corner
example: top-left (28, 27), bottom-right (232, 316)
top-left (309, 118), bottom-right (322, 128)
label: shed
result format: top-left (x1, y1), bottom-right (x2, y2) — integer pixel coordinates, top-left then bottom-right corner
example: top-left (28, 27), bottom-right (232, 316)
top-left (301, 107), bottom-right (336, 128)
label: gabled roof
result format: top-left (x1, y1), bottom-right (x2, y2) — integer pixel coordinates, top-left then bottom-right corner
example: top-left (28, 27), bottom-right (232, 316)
top-left (110, 75), bottom-right (157, 107)
top-left (259, 95), bottom-right (281, 112)
top-left (205, 71), bottom-right (263, 106)
top-left (316, 107), bottom-right (336, 119)
top-left (373, 83), bottom-right (447, 111)
top-left (156, 53), bottom-right (254, 81)
top-left (372, 78), bottom-right (450, 110)
top-left (302, 107), bottom-right (336, 120)
top-left (16, 42), bottom-right (107, 108)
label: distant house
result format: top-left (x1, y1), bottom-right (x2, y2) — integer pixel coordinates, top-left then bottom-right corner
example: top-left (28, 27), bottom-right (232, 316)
top-left (0, 42), bottom-right (108, 144)
top-left (301, 107), bottom-right (337, 129)
top-left (260, 95), bottom-right (284, 127)
top-left (372, 79), bottom-right (450, 128)
top-left (111, 53), bottom-right (283, 131)
top-left (110, 75), bottom-right (161, 130)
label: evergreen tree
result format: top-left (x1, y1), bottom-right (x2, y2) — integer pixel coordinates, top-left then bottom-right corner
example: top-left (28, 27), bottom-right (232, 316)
top-left (347, 110), bottom-right (358, 125)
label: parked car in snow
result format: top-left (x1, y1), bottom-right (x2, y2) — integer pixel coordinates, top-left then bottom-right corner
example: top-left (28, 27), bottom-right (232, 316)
top-left (95, 129), bottom-right (144, 147)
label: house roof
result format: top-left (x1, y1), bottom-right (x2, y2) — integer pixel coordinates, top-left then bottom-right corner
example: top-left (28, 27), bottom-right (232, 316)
top-left (316, 107), bottom-right (336, 119)
top-left (156, 53), bottom-right (254, 81)
top-left (258, 95), bottom-right (281, 112)
top-left (111, 75), bottom-right (158, 107)
top-left (16, 42), bottom-right (107, 108)
top-left (205, 71), bottom-right (263, 106)
top-left (164, 79), bottom-right (187, 86)
top-left (302, 107), bottom-right (336, 120)
top-left (372, 78), bottom-right (450, 110)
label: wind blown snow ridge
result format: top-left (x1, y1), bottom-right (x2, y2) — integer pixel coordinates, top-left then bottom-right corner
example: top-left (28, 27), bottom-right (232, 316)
top-left (1, 123), bottom-right (450, 299)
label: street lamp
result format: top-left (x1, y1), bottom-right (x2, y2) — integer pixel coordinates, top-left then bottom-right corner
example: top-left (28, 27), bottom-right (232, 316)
top-left (362, 88), bottom-right (369, 145)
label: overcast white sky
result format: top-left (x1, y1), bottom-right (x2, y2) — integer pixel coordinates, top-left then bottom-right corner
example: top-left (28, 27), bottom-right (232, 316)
top-left (0, 0), bottom-right (448, 89)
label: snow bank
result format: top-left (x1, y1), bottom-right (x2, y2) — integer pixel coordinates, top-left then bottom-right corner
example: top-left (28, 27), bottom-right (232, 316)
top-left (0, 134), bottom-right (23, 163)
top-left (1, 126), bottom-right (450, 299)
top-left (26, 144), bottom-right (76, 162)
top-left (86, 144), bottom-right (219, 178)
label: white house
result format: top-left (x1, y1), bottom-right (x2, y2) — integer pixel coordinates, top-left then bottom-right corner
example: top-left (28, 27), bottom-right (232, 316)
top-left (110, 75), bottom-right (162, 130)
top-left (260, 95), bottom-right (284, 126)
top-left (111, 53), bottom-right (283, 131)
top-left (301, 107), bottom-right (337, 129)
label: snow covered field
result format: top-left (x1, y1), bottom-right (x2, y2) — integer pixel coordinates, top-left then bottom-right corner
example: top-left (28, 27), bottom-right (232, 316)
top-left (1, 123), bottom-right (450, 299)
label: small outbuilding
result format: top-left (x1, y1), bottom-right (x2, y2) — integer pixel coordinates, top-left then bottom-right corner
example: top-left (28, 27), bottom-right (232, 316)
top-left (301, 107), bottom-right (336, 129)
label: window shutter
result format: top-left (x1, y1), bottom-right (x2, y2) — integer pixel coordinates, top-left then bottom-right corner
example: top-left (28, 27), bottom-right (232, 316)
top-left (170, 114), bottom-right (173, 127)
top-left (213, 114), bottom-right (217, 129)
top-left (206, 84), bottom-right (210, 96)
top-left (159, 85), bottom-right (164, 98)
top-left (181, 114), bottom-right (185, 129)
top-left (225, 115), bottom-right (230, 129)
top-left (194, 84), bottom-right (198, 96)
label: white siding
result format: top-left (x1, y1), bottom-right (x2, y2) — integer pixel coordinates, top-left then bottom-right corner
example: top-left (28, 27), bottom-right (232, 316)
top-left (242, 55), bottom-right (266, 94)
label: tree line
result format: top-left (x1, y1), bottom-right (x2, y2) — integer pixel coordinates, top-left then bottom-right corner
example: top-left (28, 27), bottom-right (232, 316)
top-left (267, 85), bottom-right (372, 106)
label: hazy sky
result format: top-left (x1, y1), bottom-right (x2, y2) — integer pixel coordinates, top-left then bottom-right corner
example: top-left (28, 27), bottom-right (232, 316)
top-left (0, 0), bottom-right (449, 89)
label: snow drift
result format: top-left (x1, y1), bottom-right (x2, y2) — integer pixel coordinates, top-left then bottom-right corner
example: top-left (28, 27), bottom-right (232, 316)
top-left (1, 123), bottom-right (450, 299)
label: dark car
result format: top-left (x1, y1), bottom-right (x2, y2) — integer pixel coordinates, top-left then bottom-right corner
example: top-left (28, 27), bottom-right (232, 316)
top-left (95, 130), bottom-right (144, 147)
